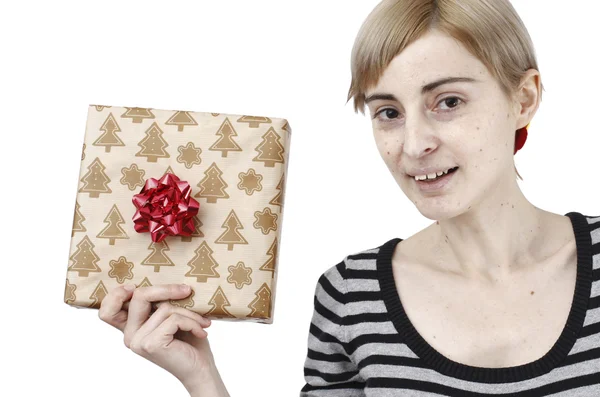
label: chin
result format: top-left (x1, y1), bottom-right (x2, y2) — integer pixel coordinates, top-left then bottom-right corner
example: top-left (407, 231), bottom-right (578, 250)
top-left (417, 207), bottom-right (454, 222)
top-left (412, 196), bottom-right (468, 222)
top-left (398, 170), bottom-right (472, 221)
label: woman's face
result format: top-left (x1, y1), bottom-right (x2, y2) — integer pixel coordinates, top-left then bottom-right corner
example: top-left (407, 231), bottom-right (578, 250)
top-left (365, 29), bottom-right (523, 221)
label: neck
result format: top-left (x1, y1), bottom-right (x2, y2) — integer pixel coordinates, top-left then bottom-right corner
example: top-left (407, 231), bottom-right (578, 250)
top-left (433, 176), bottom-right (556, 283)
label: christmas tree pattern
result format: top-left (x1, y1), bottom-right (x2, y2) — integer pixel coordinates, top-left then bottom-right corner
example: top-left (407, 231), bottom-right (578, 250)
top-left (137, 277), bottom-right (153, 288)
top-left (141, 240), bottom-right (175, 272)
top-left (135, 122), bottom-right (170, 163)
top-left (211, 113), bottom-right (220, 117)
top-left (72, 201), bottom-right (86, 237)
top-left (269, 173), bottom-right (285, 210)
top-left (93, 113), bottom-right (124, 153)
top-left (195, 162), bottom-right (229, 203)
top-left (259, 237), bottom-right (278, 277)
top-left (163, 165), bottom-right (176, 176)
top-left (206, 286), bottom-right (235, 318)
top-left (181, 215), bottom-right (204, 242)
top-left (170, 287), bottom-right (195, 309)
top-left (247, 283), bottom-right (272, 319)
top-left (185, 240), bottom-right (220, 282)
top-left (215, 209), bottom-right (248, 251)
top-left (64, 279), bottom-right (76, 304)
top-left (79, 157), bottom-right (112, 198)
top-left (81, 143), bottom-right (86, 160)
top-left (121, 107), bottom-right (155, 123)
top-left (89, 280), bottom-right (109, 309)
top-left (237, 115), bottom-right (272, 128)
top-left (93, 105), bottom-right (111, 111)
top-left (108, 256), bottom-right (134, 284)
top-left (166, 111), bottom-right (198, 132)
top-left (252, 127), bottom-right (285, 167)
top-left (209, 118), bottom-right (242, 158)
top-left (282, 120), bottom-right (291, 134)
top-left (68, 235), bottom-right (101, 277)
top-left (97, 204), bottom-right (129, 245)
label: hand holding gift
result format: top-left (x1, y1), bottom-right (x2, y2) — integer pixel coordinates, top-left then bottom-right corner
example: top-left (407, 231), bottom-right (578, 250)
top-left (99, 283), bottom-right (230, 397)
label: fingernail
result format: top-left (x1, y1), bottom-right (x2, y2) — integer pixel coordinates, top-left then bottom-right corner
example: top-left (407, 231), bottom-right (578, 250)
top-left (124, 284), bottom-right (136, 292)
top-left (181, 284), bottom-right (190, 291)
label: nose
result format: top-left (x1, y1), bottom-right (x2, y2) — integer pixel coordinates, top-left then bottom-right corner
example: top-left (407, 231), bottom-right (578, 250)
top-left (402, 112), bottom-right (438, 159)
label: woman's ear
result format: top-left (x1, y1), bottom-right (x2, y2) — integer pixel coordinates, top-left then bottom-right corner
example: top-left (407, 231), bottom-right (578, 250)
top-left (514, 69), bottom-right (541, 129)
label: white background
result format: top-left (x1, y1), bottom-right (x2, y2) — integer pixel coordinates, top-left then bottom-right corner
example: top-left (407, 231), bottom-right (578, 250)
top-left (1, 0), bottom-right (599, 396)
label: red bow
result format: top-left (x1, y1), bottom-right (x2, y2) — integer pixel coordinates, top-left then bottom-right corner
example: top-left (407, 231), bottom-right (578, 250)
top-left (132, 173), bottom-right (200, 243)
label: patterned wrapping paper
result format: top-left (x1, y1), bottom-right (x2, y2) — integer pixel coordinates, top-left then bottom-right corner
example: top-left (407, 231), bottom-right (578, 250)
top-left (64, 104), bottom-right (291, 324)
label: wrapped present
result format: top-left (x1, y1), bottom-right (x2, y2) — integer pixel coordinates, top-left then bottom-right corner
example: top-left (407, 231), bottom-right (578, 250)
top-left (64, 104), bottom-right (291, 324)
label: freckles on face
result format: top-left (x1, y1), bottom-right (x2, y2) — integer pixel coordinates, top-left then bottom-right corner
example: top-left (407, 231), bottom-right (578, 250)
top-left (366, 28), bottom-right (520, 192)
top-left (374, 132), bottom-right (402, 170)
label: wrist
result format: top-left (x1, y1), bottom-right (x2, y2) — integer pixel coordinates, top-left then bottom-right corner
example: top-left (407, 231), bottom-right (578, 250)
top-left (184, 363), bottom-right (230, 397)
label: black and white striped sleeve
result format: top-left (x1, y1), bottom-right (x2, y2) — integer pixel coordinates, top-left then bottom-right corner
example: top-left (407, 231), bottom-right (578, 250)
top-left (299, 260), bottom-right (366, 397)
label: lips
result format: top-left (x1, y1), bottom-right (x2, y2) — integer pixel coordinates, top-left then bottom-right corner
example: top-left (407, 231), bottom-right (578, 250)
top-left (420, 166), bottom-right (459, 182)
top-left (408, 166), bottom-right (459, 180)
top-left (412, 166), bottom-right (458, 192)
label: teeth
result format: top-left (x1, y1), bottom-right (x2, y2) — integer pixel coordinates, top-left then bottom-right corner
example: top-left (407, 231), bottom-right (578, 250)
top-left (414, 167), bottom-right (454, 181)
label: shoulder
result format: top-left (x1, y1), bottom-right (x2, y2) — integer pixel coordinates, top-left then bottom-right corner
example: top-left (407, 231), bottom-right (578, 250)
top-left (583, 213), bottom-right (600, 227)
top-left (315, 238), bottom-right (396, 296)
top-left (311, 240), bottom-right (393, 324)
top-left (569, 212), bottom-right (600, 242)
top-left (582, 213), bottom-right (599, 242)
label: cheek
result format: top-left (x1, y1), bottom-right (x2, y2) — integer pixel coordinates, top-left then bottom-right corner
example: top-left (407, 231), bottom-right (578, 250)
top-left (478, 116), bottom-right (514, 158)
top-left (374, 133), bottom-right (402, 165)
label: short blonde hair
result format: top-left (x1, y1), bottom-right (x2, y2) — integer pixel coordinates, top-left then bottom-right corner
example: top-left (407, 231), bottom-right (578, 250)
top-left (347, 0), bottom-right (544, 180)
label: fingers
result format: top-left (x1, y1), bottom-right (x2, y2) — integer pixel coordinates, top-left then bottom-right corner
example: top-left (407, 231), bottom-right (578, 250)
top-left (122, 300), bottom-right (160, 312)
top-left (130, 313), bottom-right (207, 357)
top-left (158, 313), bottom-right (208, 341)
top-left (123, 284), bottom-right (193, 348)
top-left (154, 301), bottom-right (212, 328)
top-left (98, 284), bottom-right (136, 332)
top-left (134, 301), bottom-right (211, 343)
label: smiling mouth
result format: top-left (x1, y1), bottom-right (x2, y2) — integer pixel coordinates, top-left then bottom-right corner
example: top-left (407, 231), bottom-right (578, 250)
top-left (410, 166), bottom-right (459, 181)
top-left (408, 167), bottom-right (458, 192)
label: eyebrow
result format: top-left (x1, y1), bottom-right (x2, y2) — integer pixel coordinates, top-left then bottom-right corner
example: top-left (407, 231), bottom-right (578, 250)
top-left (364, 76), bottom-right (478, 104)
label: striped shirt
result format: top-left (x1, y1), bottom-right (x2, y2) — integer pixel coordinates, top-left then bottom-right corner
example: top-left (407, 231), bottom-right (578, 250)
top-left (300, 212), bottom-right (600, 396)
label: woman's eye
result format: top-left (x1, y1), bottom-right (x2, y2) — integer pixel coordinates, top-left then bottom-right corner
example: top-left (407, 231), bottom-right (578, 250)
top-left (372, 98), bottom-right (461, 122)
top-left (373, 108), bottom-right (400, 122)
top-left (438, 96), bottom-right (462, 110)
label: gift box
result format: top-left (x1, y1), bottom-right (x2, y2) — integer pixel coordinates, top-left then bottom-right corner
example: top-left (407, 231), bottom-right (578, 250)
top-left (64, 104), bottom-right (291, 324)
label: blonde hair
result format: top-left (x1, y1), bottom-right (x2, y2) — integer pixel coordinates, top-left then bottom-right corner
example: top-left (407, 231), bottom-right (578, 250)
top-left (347, 0), bottom-right (544, 180)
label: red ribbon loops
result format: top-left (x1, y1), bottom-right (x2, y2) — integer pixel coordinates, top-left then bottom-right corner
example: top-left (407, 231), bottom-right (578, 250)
top-left (132, 173), bottom-right (200, 243)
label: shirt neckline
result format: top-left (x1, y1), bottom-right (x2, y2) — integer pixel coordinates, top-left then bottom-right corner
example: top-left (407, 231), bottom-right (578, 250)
top-left (376, 211), bottom-right (593, 383)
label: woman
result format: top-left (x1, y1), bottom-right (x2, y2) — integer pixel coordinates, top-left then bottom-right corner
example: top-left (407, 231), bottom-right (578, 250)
top-left (99, 0), bottom-right (600, 395)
